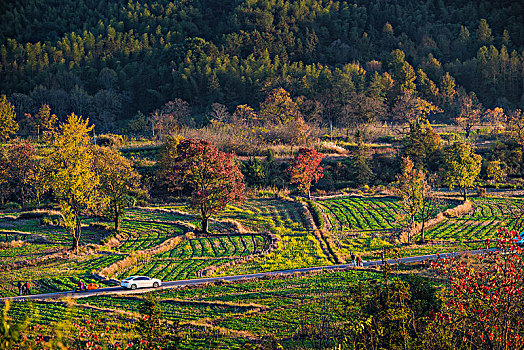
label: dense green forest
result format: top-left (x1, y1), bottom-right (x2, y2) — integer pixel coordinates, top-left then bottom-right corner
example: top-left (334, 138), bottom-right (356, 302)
top-left (0, 0), bottom-right (523, 132)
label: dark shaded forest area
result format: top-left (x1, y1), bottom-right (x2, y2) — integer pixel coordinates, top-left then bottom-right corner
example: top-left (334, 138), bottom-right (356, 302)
top-left (0, 0), bottom-right (523, 132)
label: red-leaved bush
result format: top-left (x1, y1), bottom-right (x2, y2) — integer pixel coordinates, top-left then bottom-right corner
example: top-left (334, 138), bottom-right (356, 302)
top-left (425, 228), bottom-right (524, 350)
top-left (287, 147), bottom-right (323, 199)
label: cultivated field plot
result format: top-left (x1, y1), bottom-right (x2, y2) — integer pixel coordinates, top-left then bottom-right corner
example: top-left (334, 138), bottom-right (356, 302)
top-left (423, 197), bottom-right (524, 241)
top-left (0, 217), bottom-right (109, 245)
top-left (317, 196), bottom-right (401, 231)
top-left (158, 269), bottom-right (378, 338)
top-left (315, 196), bottom-right (407, 259)
top-left (75, 295), bottom-right (257, 322)
top-left (5, 269), bottom-right (378, 348)
top-left (71, 269), bottom-right (377, 340)
top-left (0, 243), bottom-right (63, 264)
top-left (158, 235), bottom-right (270, 259)
top-left (224, 198), bottom-right (313, 232)
top-left (0, 253), bottom-right (125, 297)
top-left (113, 199), bottom-right (328, 280)
top-left (116, 218), bottom-right (186, 253)
top-left (315, 195), bottom-right (524, 260)
top-left (117, 234), bottom-right (270, 281)
top-left (219, 233), bottom-right (332, 275)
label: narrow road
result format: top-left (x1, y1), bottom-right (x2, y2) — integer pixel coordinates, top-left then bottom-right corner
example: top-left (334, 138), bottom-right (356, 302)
top-left (2, 249), bottom-right (491, 302)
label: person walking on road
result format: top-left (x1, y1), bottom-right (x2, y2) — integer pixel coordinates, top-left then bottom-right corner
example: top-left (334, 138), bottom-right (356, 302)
top-left (351, 253), bottom-right (356, 266)
top-left (17, 281), bottom-right (22, 296)
top-left (24, 281), bottom-right (31, 295)
top-left (357, 256), bottom-right (363, 267)
top-left (76, 280), bottom-right (86, 292)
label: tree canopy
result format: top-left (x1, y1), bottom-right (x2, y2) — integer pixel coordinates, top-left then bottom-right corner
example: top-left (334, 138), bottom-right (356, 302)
top-left (0, 95), bottom-right (18, 141)
top-left (43, 113), bottom-right (99, 253)
top-left (443, 142), bottom-right (482, 201)
top-left (162, 138), bottom-right (245, 233)
top-left (288, 147), bottom-right (324, 199)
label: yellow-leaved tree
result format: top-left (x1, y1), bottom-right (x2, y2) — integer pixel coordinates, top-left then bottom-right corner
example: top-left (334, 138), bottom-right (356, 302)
top-left (395, 157), bottom-right (441, 243)
top-left (259, 88), bottom-right (299, 125)
top-left (443, 142), bottom-right (482, 201)
top-left (43, 113), bottom-right (99, 253)
top-left (0, 95), bottom-right (19, 142)
top-left (93, 146), bottom-right (141, 231)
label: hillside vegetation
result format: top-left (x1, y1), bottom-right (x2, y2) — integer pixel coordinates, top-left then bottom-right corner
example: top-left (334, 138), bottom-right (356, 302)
top-left (0, 0), bottom-right (523, 132)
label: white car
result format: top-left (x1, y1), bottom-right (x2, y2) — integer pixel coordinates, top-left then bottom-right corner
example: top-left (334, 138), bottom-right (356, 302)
top-left (120, 276), bottom-right (162, 290)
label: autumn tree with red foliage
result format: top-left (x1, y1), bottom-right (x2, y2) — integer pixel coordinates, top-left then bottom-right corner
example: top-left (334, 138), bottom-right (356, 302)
top-left (288, 148), bottom-right (324, 199)
top-left (424, 228), bottom-right (524, 350)
top-left (165, 139), bottom-right (245, 233)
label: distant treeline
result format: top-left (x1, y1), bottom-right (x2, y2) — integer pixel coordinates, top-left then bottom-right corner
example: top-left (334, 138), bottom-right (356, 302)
top-left (0, 0), bottom-right (523, 132)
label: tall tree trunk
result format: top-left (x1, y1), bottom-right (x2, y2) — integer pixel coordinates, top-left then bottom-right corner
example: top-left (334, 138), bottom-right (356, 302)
top-left (114, 203), bottom-right (119, 232)
top-left (72, 211), bottom-right (81, 254)
top-left (200, 205), bottom-right (209, 234)
top-left (114, 213), bottom-right (119, 232)
top-left (201, 216), bottom-right (209, 234)
top-left (420, 219), bottom-right (425, 243)
top-left (463, 187), bottom-right (468, 201)
top-left (72, 228), bottom-right (80, 254)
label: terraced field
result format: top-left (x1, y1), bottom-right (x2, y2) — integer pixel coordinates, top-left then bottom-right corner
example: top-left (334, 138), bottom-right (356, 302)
top-left (113, 198), bottom-right (329, 280)
top-left (0, 252), bottom-right (125, 296)
top-left (116, 219), bottom-right (186, 253)
top-left (158, 235), bottom-right (270, 259)
top-left (423, 197), bottom-right (524, 241)
top-left (0, 243), bottom-right (63, 264)
top-left (0, 217), bottom-right (110, 245)
top-left (224, 198), bottom-right (313, 232)
top-left (6, 269), bottom-right (379, 348)
top-left (317, 196), bottom-right (401, 231)
top-left (316, 195), bottom-right (523, 260)
top-left (125, 269), bottom-right (380, 339)
top-left (117, 234), bottom-right (272, 280)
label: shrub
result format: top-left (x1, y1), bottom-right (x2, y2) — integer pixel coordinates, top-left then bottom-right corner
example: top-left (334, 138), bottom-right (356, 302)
top-left (3, 202), bottom-right (21, 210)
top-left (19, 211), bottom-right (47, 219)
top-left (96, 133), bottom-right (124, 147)
top-left (426, 229), bottom-right (524, 350)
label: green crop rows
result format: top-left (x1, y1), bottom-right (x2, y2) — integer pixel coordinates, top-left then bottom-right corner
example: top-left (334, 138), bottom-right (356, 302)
top-left (0, 218), bottom-right (108, 245)
top-left (224, 198), bottom-right (312, 233)
top-left (424, 197), bottom-right (524, 241)
top-left (0, 243), bottom-right (62, 264)
top-left (161, 269), bottom-right (378, 338)
top-left (317, 196), bottom-right (401, 231)
top-left (4, 269), bottom-right (378, 348)
top-left (116, 219), bottom-right (185, 253)
top-left (118, 234), bottom-right (269, 281)
top-left (75, 295), bottom-right (255, 322)
top-left (158, 235), bottom-right (269, 259)
top-left (0, 253), bottom-right (124, 296)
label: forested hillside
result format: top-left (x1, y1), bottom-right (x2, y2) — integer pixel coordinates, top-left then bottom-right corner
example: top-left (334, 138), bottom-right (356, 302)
top-left (0, 0), bottom-right (523, 132)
